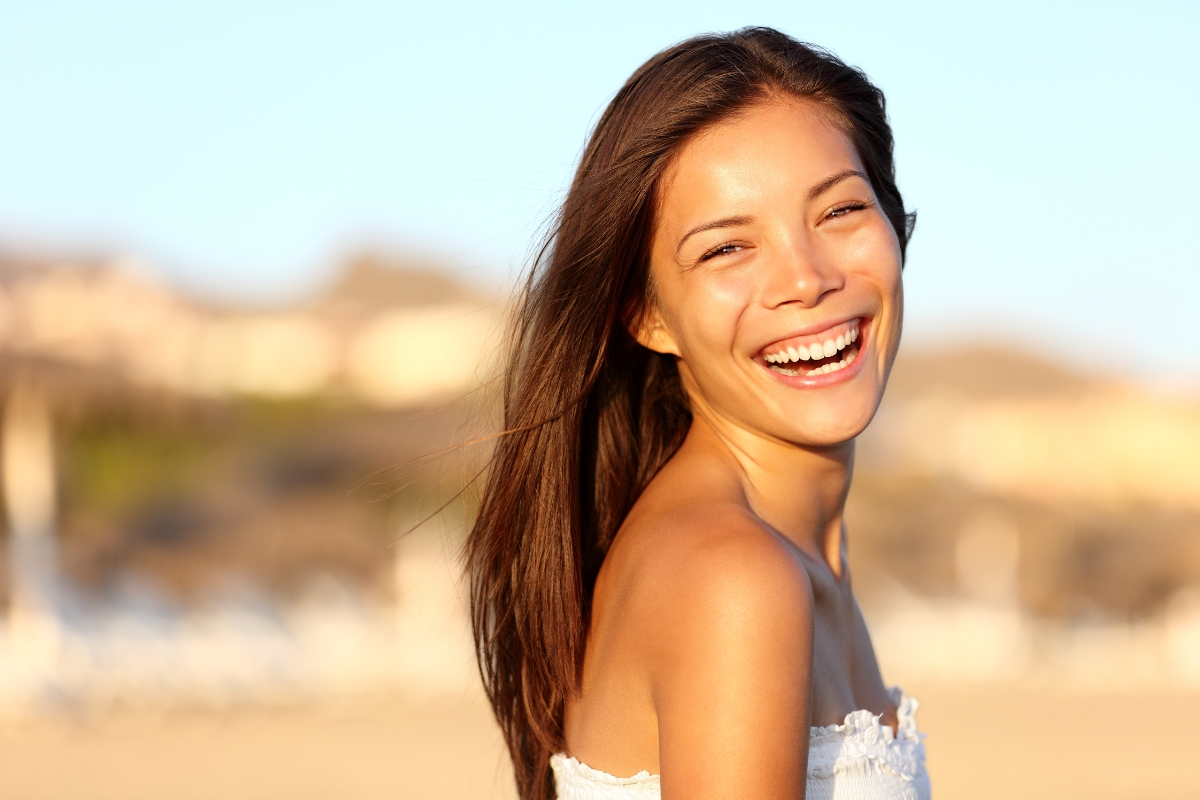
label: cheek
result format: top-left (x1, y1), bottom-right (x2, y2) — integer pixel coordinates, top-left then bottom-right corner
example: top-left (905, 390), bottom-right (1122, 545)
top-left (671, 269), bottom-right (757, 361)
top-left (842, 231), bottom-right (903, 318)
top-left (848, 223), bottom-right (902, 280)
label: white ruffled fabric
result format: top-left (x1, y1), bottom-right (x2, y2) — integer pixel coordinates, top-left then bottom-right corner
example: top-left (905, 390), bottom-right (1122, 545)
top-left (551, 687), bottom-right (929, 800)
top-left (550, 758), bottom-right (662, 800)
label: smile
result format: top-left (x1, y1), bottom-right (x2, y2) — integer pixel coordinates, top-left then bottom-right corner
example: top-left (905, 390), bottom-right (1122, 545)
top-left (759, 318), bottom-right (862, 377)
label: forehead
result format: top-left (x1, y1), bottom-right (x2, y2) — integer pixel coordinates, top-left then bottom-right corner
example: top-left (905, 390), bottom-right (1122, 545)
top-left (656, 98), bottom-right (863, 223)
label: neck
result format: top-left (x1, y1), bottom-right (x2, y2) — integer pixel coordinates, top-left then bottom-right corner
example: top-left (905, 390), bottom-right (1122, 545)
top-left (683, 398), bottom-right (855, 577)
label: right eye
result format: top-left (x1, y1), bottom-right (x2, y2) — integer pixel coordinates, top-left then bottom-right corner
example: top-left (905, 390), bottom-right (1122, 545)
top-left (700, 242), bottom-right (745, 261)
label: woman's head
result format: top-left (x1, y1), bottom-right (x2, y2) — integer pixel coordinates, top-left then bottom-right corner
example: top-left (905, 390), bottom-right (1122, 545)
top-left (638, 96), bottom-right (905, 447)
top-left (467, 28), bottom-right (913, 800)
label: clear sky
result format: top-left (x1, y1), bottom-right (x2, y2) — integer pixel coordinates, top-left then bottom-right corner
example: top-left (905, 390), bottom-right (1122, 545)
top-left (1, 1), bottom-right (1198, 380)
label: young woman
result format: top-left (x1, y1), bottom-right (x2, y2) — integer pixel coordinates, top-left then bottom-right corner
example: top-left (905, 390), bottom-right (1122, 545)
top-left (467, 28), bottom-right (928, 800)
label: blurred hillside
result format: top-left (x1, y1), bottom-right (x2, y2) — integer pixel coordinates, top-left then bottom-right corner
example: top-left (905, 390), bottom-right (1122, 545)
top-left (0, 249), bottom-right (496, 711)
top-left (0, 248), bottom-right (496, 599)
top-left (852, 349), bottom-right (1200, 686)
top-left (853, 348), bottom-right (1200, 619)
top-left (0, 247), bottom-right (1194, 713)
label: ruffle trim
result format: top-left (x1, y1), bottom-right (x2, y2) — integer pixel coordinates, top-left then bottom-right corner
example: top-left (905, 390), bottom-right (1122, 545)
top-left (551, 755), bottom-right (659, 787)
top-left (550, 754), bottom-right (662, 799)
top-left (807, 687), bottom-right (926, 780)
top-left (552, 687), bottom-right (926, 788)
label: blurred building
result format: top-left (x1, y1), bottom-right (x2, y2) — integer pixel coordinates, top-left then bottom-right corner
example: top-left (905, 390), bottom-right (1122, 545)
top-left (0, 251), bottom-right (502, 406)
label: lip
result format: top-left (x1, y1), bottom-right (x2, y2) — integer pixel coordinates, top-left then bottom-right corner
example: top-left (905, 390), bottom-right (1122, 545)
top-left (755, 316), bottom-right (871, 389)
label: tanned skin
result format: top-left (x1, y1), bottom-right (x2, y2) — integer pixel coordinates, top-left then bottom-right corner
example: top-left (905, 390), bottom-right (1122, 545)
top-left (562, 97), bottom-right (905, 800)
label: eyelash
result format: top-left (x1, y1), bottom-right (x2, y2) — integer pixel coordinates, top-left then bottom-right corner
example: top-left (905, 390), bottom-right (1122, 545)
top-left (698, 242), bottom-right (746, 262)
top-left (826, 200), bottom-right (870, 220)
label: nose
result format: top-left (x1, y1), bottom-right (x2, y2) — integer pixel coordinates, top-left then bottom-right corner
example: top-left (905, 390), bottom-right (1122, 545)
top-left (760, 235), bottom-right (845, 309)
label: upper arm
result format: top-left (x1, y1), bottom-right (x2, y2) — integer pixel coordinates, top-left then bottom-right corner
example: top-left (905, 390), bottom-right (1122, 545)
top-left (645, 520), bottom-right (814, 800)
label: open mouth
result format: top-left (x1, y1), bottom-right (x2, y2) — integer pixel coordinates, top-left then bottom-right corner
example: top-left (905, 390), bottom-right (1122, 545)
top-left (759, 318), bottom-right (863, 378)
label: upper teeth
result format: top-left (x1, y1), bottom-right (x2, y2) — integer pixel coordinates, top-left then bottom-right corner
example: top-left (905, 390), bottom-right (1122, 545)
top-left (764, 322), bottom-right (859, 365)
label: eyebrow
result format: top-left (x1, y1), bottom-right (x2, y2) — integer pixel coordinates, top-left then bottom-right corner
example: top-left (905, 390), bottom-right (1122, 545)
top-left (675, 215), bottom-right (753, 257)
top-left (674, 170), bottom-right (870, 257)
top-left (807, 168), bottom-right (869, 201)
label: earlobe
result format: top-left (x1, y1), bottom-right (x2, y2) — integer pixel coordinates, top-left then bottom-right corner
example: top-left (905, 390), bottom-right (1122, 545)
top-left (632, 307), bottom-right (682, 357)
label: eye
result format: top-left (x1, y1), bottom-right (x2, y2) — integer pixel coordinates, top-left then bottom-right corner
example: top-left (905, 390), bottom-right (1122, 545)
top-left (699, 242), bottom-right (745, 262)
top-left (825, 200), bottom-right (870, 221)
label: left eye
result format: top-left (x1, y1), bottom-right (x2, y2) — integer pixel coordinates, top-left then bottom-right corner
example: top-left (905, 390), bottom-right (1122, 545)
top-left (828, 202), bottom-right (866, 219)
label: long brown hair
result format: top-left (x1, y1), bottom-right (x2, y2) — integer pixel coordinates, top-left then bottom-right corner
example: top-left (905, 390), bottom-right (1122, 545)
top-left (465, 27), bottom-right (914, 800)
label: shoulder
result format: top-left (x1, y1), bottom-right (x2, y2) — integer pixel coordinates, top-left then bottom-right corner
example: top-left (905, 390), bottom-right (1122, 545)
top-left (615, 498), bottom-right (815, 665)
top-left (615, 500), bottom-right (816, 791)
top-left (658, 504), bottom-right (809, 605)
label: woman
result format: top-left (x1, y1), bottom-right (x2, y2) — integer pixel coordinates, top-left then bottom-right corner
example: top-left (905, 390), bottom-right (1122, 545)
top-left (467, 27), bottom-right (928, 800)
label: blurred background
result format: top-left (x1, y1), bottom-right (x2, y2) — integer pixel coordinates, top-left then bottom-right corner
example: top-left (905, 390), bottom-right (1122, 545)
top-left (0, 2), bottom-right (1198, 798)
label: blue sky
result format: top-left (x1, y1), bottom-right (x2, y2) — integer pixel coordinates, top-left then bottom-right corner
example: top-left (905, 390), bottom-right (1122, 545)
top-left (1, 1), bottom-right (1198, 379)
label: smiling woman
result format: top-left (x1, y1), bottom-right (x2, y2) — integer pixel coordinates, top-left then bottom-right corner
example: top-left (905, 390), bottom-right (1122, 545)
top-left (466, 28), bottom-right (925, 800)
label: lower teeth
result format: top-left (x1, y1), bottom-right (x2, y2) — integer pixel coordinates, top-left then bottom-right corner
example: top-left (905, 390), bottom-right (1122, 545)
top-left (768, 350), bottom-right (856, 378)
top-left (809, 351), bottom-right (856, 375)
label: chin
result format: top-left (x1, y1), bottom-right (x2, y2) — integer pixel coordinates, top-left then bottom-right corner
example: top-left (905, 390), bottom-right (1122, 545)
top-left (785, 403), bottom-right (878, 447)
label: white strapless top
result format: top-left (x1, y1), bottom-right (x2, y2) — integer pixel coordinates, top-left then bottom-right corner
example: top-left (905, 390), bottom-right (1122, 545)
top-left (551, 687), bottom-right (929, 800)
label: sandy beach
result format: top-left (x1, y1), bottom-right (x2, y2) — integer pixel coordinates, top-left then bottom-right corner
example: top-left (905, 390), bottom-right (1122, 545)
top-left (1, 683), bottom-right (1196, 800)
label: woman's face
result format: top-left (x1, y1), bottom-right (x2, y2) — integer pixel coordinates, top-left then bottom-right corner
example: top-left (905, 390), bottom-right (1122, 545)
top-left (642, 97), bottom-right (903, 447)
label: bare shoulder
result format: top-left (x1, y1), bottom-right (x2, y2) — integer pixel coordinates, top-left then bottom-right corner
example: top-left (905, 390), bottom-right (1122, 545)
top-left (600, 480), bottom-right (816, 792)
top-left (606, 484), bottom-right (815, 667)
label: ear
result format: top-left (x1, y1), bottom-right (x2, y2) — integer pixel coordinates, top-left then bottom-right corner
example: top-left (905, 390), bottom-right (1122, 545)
top-left (630, 304), bottom-right (681, 357)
